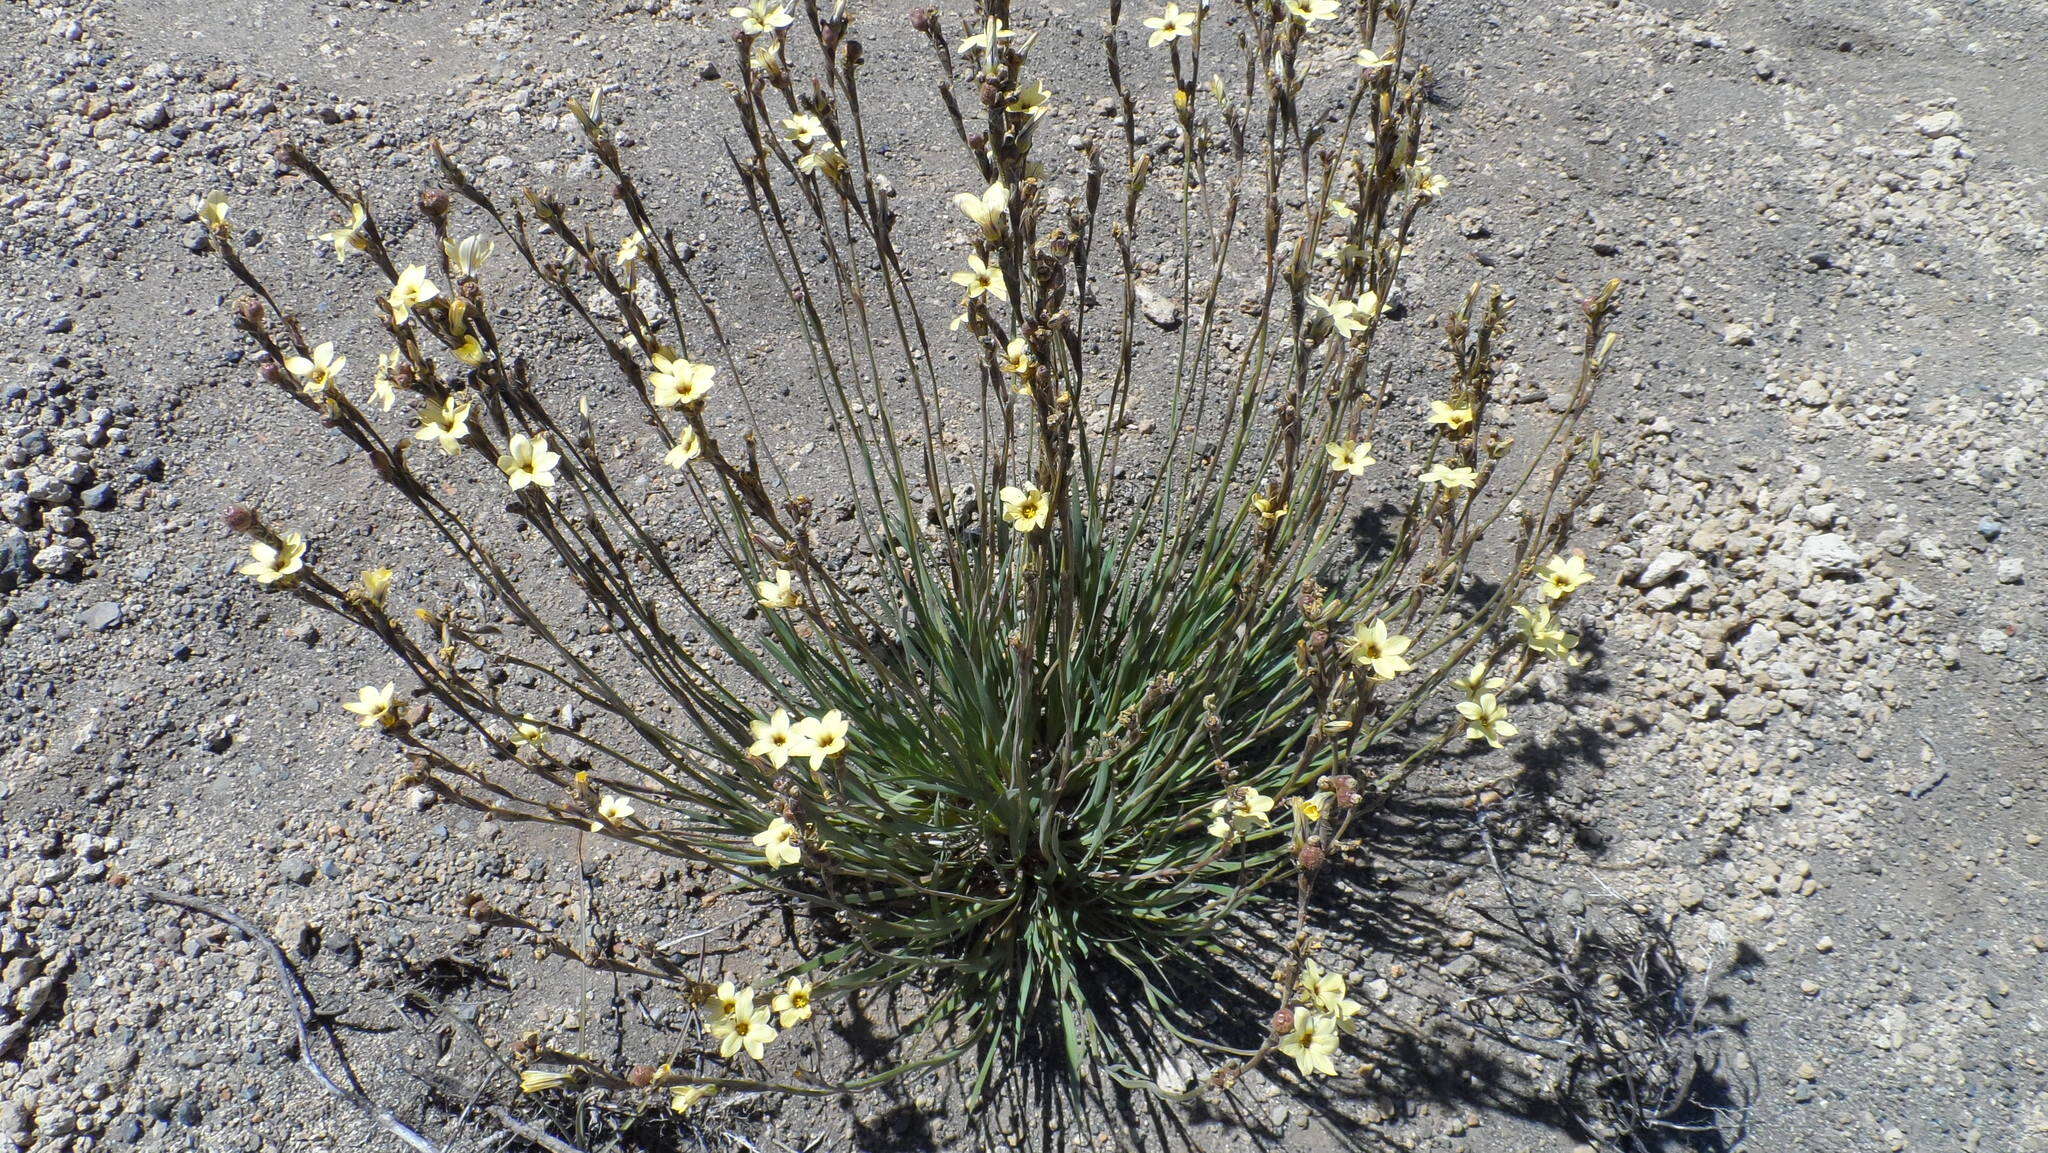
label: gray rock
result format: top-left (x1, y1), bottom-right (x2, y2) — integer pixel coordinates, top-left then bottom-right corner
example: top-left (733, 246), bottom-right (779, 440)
top-left (1635, 549), bottom-right (1695, 589)
top-left (279, 857), bottom-right (316, 886)
top-left (0, 529), bottom-right (31, 590)
top-left (32, 543), bottom-right (78, 577)
top-left (1799, 533), bottom-right (1862, 575)
top-left (81, 601), bottom-right (123, 631)
top-left (1914, 110), bottom-right (1961, 138)
top-left (1995, 557), bottom-right (2024, 585)
top-left (1134, 282), bottom-right (1183, 330)
top-left (79, 483), bottom-right (115, 511)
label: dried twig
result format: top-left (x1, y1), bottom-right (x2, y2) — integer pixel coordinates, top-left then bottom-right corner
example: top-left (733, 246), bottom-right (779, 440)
top-left (488, 1105), bottom-right (592, 1153)
top-left (140, 888), bottom-right (446, 1153)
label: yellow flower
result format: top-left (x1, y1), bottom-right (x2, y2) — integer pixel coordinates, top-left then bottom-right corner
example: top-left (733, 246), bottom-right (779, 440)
top-left (443, 234), bottom-right (495, 277)
top-left (999, 485), bottom-right (1051, 532)
top-left (519, 1069), bottom-right (575, 1094)
top-left (729, 0), bottom-right (793, 35)
top-left (1356, 46), bottom-right (1393, 71)
top-left (343, 683), bottom-right (400, 729)
top-left (1285, 0), bottom-right (1340, 25)
top-left (1536, 554), bottom-right (1593, 600)
top-left (670, 1084), bottom-right (717, 1114)
top-left (705, 980), bottom-right (744, 1025)
top-left (1291, 791), bottom-right (1334, 823)
top-left (238, 533), bottom-right (306, 586)
top-left (415, 394), bottom-right (472, 455)
top-left (1206, 786), bottom-right (1275, 838)
top-left (754, 816), bottom-right (803, 870)
top-left (998, 337), bottom-right (1035, 384)
top-left (1407, 161), bottom-right (1448, 199)
top-left (370, 350), bottom-right (400, 411)
top-left (771, 977), bottom-right (814, 1027)
top-left (283, 342), bottom-right (345, 398)
top-left (1341, 618), bottom-right (1412, 680)
top-left (748, 709), bottom-right (805, 768)
top-left (358, 566), bottom-right (394, 609)
top-left (1326, 197), bottom-right (1356, 221)
top-left (448, 299), bottom-right (485, 367)
top-left (1144, 2), bottom-right (1197, 47)
top-left (615, 230), bottom-right (649, 275)
top-left (951, 253), bottom-right (1008, 303)
top-left (592, 794), bottom-right (635, 830)
top-left (511, 715), bottom-right (548, 747)
top-left (1428, 400), bottom-right (1475, 433)
top-left (953, 182), bottom-right (1010, 240)
top-left (1420, 462), bottom-right (1478, 491)
top-left (497, 432), bottom-right (561, 491)
top-left (312, 202), bottom-right (368, 265)
top-left (664, 427), bottom-right (704, 469)
top-left (1278, 1010), bottom-right (1341, 1076)
top-left (1325, 440), bottom-right (1374, 476)
top-left (1299, 961), bottom-right (1363, 1023)
top-left (1307, 292), bottom-right (1367, 338)
top-left (755, 568), bottom-right (802, 610)
top-left (649, 353), bottom-right (715, 407)
top-left (1457, 692), bottom-right (1517, 748)
top-left (794, 710), bottom-right (850, 768)
top-left (1005, 79), bottom-right (1052, 119)
top-left (781, 112), bottom-right (827, 147)
top-left (1513, 604), bottom-right (1583, 664)
top-left (1252, 494), bottom-right (1288, 525)
top-left (710, 988), bottom-right (777, 1059)
top-left (1451, 661), bottom-right (1504, 699)
top-left (795, 141), bottom-right (846, 179)
top-left (957, 17), bottom-right (1016, 57)
top-left (193, 190), bottom-right (232, 237)
top-left (387, 265), bottom-right (439, 325)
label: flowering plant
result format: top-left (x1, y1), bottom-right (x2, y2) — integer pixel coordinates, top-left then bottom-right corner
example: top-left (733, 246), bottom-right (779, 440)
top-left (204, 0), bottom-right (1617, 1118)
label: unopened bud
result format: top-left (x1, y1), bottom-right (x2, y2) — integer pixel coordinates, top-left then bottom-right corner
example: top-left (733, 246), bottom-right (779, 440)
top-left (420, 188), bottom-right (451, 218)
top-left (627, 1065), bottom-right (657, 1088)
top-left (222, 505), bottom-right (259, 534)
top-left (258, 360), bottom-right (286, 386)
top-left (234, 297), bottom-right (265, 327)
top-left (1270, 1006), bottom-right (1296, 1035)
top-left (908, 6), bottom-right (934, 33)
top-left (1298, 841), bottom-right (1327, 870)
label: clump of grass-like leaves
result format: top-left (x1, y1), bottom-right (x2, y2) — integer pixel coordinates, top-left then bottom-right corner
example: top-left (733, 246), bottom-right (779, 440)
top-left (201, 0), bottom-right (1618, 1118)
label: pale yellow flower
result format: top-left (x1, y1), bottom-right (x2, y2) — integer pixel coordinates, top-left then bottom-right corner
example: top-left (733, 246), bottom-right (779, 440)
top-left (520, 1069), bottom-right (575, 1094)
top-left (497, 432), bottom-right (561, 491)
top-left (664, 427), bottom-right (704, 469)
top-left (754, 816), bottom-right (802, 869)
top-left (755, 569), bottom-right (802, 610)
top-left (387, 265), bottom-right (439, 325)
top-left (781, 112), bottom-right (827, 147)
top-left (1420, 462), bottom-right (1478, 491)
top-left (1342, 618), bottom-right (1412, 680)
top-left (670, 1084), bottom-right (717, 1114)
top-left (415, 395), bottom-right (472, 455)
top-left (1299, 960), bottom-right (1363, 1024)
top-left (358, 566), bottom-right (394, 609)
top-left (1279, 1010), bottom-right (1341, 1075)
top-left (1457, 692), bottom-right (1517, 748)
top-left (1408, 161), bottom-right (1448, 199)
top-left (705, 980), bottom-right (744, 1025)
top-left (1206, 786), bottom-right (1275, 838)
top-left (998, 337), bottom-right (1035, 384)
top-left (615, 230), bottom-right (649, 275)
top-left (1285, 0), bottom-right (1340, 25)
top-left (1144, 2), bottom-right (1198, 47)
top-left (771, 977), bottom-right (814, 1027)
top-left (443, 234), bottom-right (495, 277)
top-left (1291, 791), bottom-right (1335, 823)
top-left (1451, 661), bottom-right (1504, 700)
top-left (1252, 493), bottom-right (1288, 525)
top-left (710, 988), bottom-right (777, 1058)
top-left (794, 710), bottom-right (850, 768)
top-left (957, 17), bottom-right (1016, 56)
top-left (1536, 554), bottom-right (1593, 600)
top-left (951, 253), bottom-right (1008, 302)
top-left (730, 0), bottom-right (793, 35)
top-left (795, 141), bottom-right (847, 179)
top-left (748, 709), bottom-right (806, 767)
top-left (343, 683), bottom-right (400, 729)
top-left (448, 299), bottom-right (485, 367)
top-left (1356, 46), bottom-right (1393, 71)
top-left (953, 182), bottom-right (1010, 240)
top-left (999, 485), bottom-right (1051, 532)
top-left (1428, 400), bottom-right (1475, 433)
top-left (283, 342), bottom-right (345, 398)
top-left (1326, 197), bottom-right (1356, 221)
top-left (370, 350), bottom-right (400, 411)
top-left (238, 533), bottom-right (306, 586)
top-left (511, 715), bottom-right (549, 747)
top-left (312, 202), bottom-right (368, 264)
top-left (1513, 604), bottom-right (1583, 664)
top-left (650, 352), bottom-right (715, 407)
top-left (1308, 292), bottom-right (1367, 338)
top-left (193, 190), bottom-right (232, 238)
top-left (1005, 79), bottom-right (1052, 119)
top-left (592, 794), bottom-right (635, 830)
top-left (1326, 440), bottom-right (1374, 476)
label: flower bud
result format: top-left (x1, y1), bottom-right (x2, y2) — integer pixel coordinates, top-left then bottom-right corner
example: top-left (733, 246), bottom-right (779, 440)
top-left (258, 360), bottom-right (286, 386)
top-left (234, 297), bottom-right (265, 327)
top-left (1270, 1006), bottom-right (1296, 1035)
top-left (420, 188), bottom-right (452, 218)
top-left (222, 505), bottom-right (259, 534)
top-left (1298, 841), bottom-right (1326, 870)
top-left (627, 1065), bottom-right (657, 1088)
top-left (908, 6), bottom-right (934, 33)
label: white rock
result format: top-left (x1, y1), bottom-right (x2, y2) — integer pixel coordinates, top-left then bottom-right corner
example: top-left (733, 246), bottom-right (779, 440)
top-left (1635, 549), bottom-right (1695, 588)
top-left (1800, 533), bottom-right (1862, 574)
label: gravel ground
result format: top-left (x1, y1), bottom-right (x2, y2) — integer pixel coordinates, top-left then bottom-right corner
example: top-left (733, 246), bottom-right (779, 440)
top-left (2, 0), bottom-right (2043, 1150)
